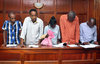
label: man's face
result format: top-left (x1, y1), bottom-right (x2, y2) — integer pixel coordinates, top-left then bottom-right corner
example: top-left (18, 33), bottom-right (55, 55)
top-left (30, 11), bottom-right (37, 22)
top-left (88, 19), bottom-right (95, 28)
top-left (9, 14), bottom-right (16, 23)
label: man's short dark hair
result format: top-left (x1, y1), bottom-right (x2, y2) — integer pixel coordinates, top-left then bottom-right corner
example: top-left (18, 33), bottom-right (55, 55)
top-left (8, 12), bottom-right (15, 18)
top-left (29, 9), bottom-right (37, 15)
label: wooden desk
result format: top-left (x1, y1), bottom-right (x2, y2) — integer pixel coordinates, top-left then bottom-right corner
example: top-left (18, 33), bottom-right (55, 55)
top-left (0, 45), bottom-right (100, 64)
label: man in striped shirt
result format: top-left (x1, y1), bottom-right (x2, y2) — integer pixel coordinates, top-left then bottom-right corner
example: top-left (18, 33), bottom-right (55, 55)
top-left (1, 12), bottom-right (22, 46)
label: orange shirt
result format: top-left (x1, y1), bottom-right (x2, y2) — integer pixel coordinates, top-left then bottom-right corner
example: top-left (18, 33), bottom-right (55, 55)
top-left (60, 14), bottom-right (80, 44)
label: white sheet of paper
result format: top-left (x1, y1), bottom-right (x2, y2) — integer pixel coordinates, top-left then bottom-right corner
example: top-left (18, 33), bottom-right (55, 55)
top-left (29, 45), bottom-right (39, 48)
top-left (53, 43), bottom-right (64, 47)
top-left (6, 44), bottom-right (17, 47)
top-left (80, 44), bottom-right (99, 49)
top-left (68, 44), bottom-right (78, 47)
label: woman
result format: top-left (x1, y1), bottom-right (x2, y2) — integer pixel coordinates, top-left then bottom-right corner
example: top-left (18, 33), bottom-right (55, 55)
top-left (44, 16), bottom-right (60, 45)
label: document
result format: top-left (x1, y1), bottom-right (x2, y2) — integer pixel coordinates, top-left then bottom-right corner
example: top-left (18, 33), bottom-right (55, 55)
top-left (6, 44), bottom-right (17, 47)
top-left (53, 43), bottom-right (64, 47)
top-left (29, 45), bottom-right (39, 48)
top-left (68, 44), bottom-right (78, 47)
top-left (80, 44), bottom-right (99, 49)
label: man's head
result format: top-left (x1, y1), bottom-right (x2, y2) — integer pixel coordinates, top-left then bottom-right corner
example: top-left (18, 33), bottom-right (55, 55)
top-left (49, 16), bottom-right (57, 28)
top-left (87, 18), bottom-right (96, 28)
top-left (67, 11), bottom-right (76, 22)
top-left (8, 12), bottom-right (16, 23)
top-left (29, 9), bottom-right (37, 22)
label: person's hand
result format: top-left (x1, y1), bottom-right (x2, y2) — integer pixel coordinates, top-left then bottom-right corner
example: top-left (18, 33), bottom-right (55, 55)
top-left (57, 42), bottom-right (60, 44)
top-left (1, 43), bottom-right (6, 47)
top-left (18, 44), bottom-right (25, 47)
top-left (94, 41), bottom-right (98, 45)
top-left (45, 34), bottom-right (49, 38)
top-left (75, 43), bottom-right (80, 45)
top-left (83, 42), bottom-right (89, 45)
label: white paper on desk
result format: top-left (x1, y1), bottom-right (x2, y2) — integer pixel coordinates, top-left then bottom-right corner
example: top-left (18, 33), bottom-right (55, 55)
top-left (6, 44), bottom-right (17, 47)
top-left (68, 44), bottom-right (78, 47)
top-left (53, 43), bottom-right (64, 47)
top-left (80, 44), bottom-right (99, 49)
top-left (29, 45), bottom-right (39, 48)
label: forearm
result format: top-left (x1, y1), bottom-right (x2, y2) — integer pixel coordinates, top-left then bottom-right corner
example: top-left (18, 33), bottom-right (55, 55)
top-left (20, 38), bottom-right (24, 44)
top-left (3, 31), bottom-right (6, 44)
top-left (38, 39), bottom-right (41, 44)
top-left (57, 39), bottom-right (60, 44)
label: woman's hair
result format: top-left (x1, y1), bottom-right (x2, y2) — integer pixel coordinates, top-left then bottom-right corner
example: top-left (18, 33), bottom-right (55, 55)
top-left (49, 16), bottom-right (57, 26)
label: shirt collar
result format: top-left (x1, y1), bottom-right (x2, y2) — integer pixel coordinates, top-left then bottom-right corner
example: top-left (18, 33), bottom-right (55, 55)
top-left (9, 20), bottom-right (17, 26)
top-left (48, 24), bottom-right (56, 29)
top-left (85, 21), bottom-right (95, 28)
top-left (29, 17), bottom-right (38, 23)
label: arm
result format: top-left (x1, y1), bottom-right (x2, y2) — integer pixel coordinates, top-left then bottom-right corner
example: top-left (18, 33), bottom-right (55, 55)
top-left (60, 16), bottom-right (66, 42)
top-left (93, 26), bottom-right (98, 44)
top-left (38, 20), bottom-right (44, 44)
top-left (80, 24), bottom-right (85, 44)
top-left (75, 18), bottom-right (80, 43)
top-left (1, 30), bottom-right (7, 46)
top-left (1, 21), bottom-right (7, 46)
top-left (19, 21), bottom-right (23, 36)
top-left (20, 18), bottom-right (27, 46)
top-left (57, 26), bottom-right (61, 44)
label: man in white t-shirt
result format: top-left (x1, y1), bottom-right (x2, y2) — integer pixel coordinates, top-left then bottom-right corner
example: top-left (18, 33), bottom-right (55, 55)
top-left (20, 9), bottom-right (44, 46)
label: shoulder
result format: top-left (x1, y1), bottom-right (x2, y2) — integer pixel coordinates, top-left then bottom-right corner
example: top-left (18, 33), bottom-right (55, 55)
top-left (24, 16), bottom-right (31, 22)
top-left (60, 14), bottom-right (67, 19)
top-left (37, 17), bottom-right (43, 23)
top-left (94, 25), bottom-right (97, 29)
top-left (25, 16), bottom-right (30, 20)
top-left (56, 25), bottom-right (60, 28)
top-left (15, 20), bottom-right (22, 23)
top-left (4, 20), bottom-right (10, 23)
top-left (44, 25), bottom-right (49, 29)
top-left (80, 22), bottom-right (86, 27)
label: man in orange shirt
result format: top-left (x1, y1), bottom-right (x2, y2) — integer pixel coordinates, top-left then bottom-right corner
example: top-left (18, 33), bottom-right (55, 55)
top-left (60, 11), bottom-right (80, 44)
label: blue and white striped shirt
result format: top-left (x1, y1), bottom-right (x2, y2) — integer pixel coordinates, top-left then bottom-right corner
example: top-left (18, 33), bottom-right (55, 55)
top-left (2, 20), bottom-right (22, 44)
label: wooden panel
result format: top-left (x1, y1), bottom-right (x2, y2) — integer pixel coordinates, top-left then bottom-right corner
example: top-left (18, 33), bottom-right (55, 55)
top-left (5, 0), bottom-right (20, 11)
top-left (62, 53), bottom-right (93, 60)
top-left (0, 33), bottom-right (3, 45)
top-left (22, 14), bottom-right (30, 23)
top-left (0, 13), bottom-right (3, 30)
top-left (25, 54), bottom-right (58, 61)
top-left (0, 46), bottom-right (100, 64)
top-left (40, 0), bottom-right (54, 11)
top-left (0, 61), bottom-right (21, 64)
top-left (0, 0), bottom-right (3, 10)
top-left (89, 0), bottom-right (94, 18)
top-left (72, 0), bottom-right (87, 13)
top-left (22, 0), bottom-right (37, 11)
top-left (24, 61), bottom-right (58, 64)
top-left (94, 0), bottom-right (100, 42)
top-left (96, 53), bottom-right (100, 59)
top-left (56, 14), bottom-right (63, 25)
top-left (77, 14), bottom-right (87, 24)
top-left (56, 0), bottom-right (71, 12)
top-left (40, 13), bottom-right (54, 27)
top-left (62, 60), bottom-right (93, 64)
top-left (0, 53), bottom-right (20, 61)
